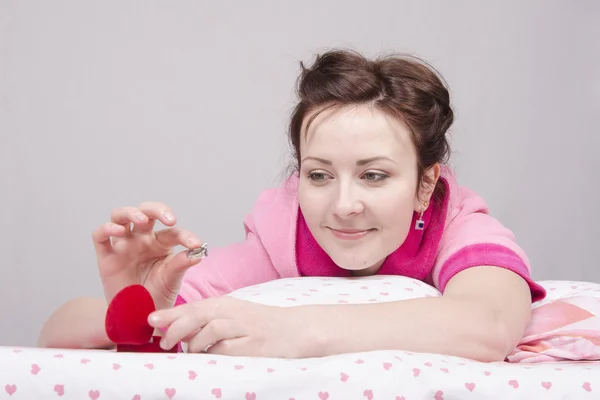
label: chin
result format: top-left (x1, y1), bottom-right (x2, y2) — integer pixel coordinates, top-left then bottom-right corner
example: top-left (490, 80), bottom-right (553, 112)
top-left (328, 252), bottom-right (382, 272)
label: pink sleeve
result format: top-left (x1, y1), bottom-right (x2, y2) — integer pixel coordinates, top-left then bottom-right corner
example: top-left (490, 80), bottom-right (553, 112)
top-left (177, 205), bottom-right (281, 303)
top-left (431, 185), bottom-right (546, 303)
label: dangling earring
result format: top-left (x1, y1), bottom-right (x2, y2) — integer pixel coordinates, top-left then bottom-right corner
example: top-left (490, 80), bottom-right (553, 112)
top-left (415, 201), bottom-right (429, 230)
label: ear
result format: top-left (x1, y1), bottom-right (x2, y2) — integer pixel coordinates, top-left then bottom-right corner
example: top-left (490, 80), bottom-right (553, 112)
top-left (414, 163), bottom-right (441, 211)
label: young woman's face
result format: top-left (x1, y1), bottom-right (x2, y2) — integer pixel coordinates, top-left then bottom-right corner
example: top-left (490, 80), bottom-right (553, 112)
top-left (298, 104), bottom-right (429, 275)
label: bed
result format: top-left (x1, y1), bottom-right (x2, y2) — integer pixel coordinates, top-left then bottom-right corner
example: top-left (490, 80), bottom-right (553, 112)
top-left (3, 276), bottom-right (599, 399)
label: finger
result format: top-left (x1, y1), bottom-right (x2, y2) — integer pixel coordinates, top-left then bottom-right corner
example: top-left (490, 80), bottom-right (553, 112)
top-left (149, 249), bottom-right (206, 299)
top-left (110, 206), bottom-right (149, 236)
top-left (205, 336), bottom-right (254, 357)
top-left (131, 202), bottom-right (177, 234)
top-left (154, 228), bottom-right (203, 249)
top-left (156, 311), bottom-right (206, 351)
top-left (91, 222), bottom-right (126, 257)
top-left (138, 201), bottom-right (177, 227)
top-left (149, 296), bottom-right (222, 329)
top-left (186, 319), bottom-right (245, 353)
top-left (148, 303), bottom-right (196, 329)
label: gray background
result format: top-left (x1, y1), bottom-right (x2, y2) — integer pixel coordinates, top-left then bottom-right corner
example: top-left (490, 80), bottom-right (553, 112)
top-left (1, 1), bottom-right (598, 347)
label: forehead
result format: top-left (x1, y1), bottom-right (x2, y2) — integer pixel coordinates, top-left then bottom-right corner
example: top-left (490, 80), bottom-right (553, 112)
top-left (301, 104), bottom-right (415, 160)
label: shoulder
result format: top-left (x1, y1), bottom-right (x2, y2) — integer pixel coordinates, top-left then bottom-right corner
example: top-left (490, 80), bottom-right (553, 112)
top-left (438, 165), bottom-right (491, 229)
top-left (246, 172), bottom-right (299, 224)
top-left (242, 172), bottom-right (300, 276)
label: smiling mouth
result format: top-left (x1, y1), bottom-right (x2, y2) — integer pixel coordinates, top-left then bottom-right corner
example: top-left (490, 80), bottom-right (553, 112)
top-left (328, 227), bottom-right (375, 240)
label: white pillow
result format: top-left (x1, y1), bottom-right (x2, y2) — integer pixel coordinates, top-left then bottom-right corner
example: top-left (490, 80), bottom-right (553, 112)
top-left (227, 275), bottom-right (441, 306)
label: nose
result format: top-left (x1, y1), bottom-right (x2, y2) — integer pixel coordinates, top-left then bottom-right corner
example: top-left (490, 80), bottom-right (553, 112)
top-left (331, 183), bottom-right (364, 217)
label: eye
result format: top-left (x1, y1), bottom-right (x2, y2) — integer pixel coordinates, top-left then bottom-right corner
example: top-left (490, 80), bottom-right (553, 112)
top-left (362, 172), bottom-right (389, 182)
top-left (308, 172), bottom-right (331, 182)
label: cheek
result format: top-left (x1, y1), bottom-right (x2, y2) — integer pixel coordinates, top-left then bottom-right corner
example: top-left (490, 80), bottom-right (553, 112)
top-left (297, 183), bottom-right (324, 220)
top-left (370, 191), bottom-right (415, 230)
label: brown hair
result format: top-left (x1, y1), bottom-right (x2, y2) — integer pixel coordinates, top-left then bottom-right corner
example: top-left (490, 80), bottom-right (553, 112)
top-left (287, 49), bottom-right (454, 203)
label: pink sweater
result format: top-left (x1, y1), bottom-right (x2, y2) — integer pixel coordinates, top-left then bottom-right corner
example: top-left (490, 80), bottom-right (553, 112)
top-left (178, 167), bottom-right (546, 304)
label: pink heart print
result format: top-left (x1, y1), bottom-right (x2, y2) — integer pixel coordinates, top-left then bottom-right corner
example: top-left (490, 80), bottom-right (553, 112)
top-left (465, 382), bottom-right (475, 392)
top-left (211, 388), bottom-right (222, 398)
top-left (5, 384), bottom-right (16, 396)
top-left (355, 359), bottom-right (364, 364)
top-left (234, 365), bottom-right (244, 370)
top-left (81, 359), bottom-right (91, 364)
top-left (165, 388), bottom-right (176, 399)
top-left (89, 390), bottom-right (100, 400)
top-left (113, 363), bottom-right (121, 370)
top-left (364, 389), bottom-right (374, 400)
top-left (188, 370), bottom-right (197, 380)
top-left (132, 396), bottom-right (141, 400)
top-left (542, 381), bottom-right (552, 390)
top-left (396, 397), bottom-right (406, 400)
top-left (440, 368), bottom-right (449, 373)
top-left (340, 373), bottom-right (349, 382)
top-left (412, 368), bottom-right (421, 377)
top-left (31, 364), bottom-right (41, 375)
top-left (383, 362), bottom-right (392, 370)
top-left (434, 390), bottom-right (444, 400)
top-left (508, 380), bottom-right (519, 389)
top-left (246, 393), bottom-right (256, 400)
top-left (267, 368), bottom-right (275, 373)
top-left (144, 363), bottom-right (154, 370)
top-left (318, 392), bottom-right (329, 400)
top-left (483, 371), bottom-right (491, 376)
top-left (583, 382), bottom-right (592, 392)
top-left (54, 384), bottom-right (65, 396)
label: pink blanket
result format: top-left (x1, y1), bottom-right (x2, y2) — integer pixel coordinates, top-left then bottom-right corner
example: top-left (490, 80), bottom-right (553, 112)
top-left (508, 281), bottom-right (600, 363)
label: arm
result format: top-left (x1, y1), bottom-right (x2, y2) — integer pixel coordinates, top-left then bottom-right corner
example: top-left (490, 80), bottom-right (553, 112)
top-left (39, 227), bottom-right (278, 349)
top-left (37, 297), bottom-right (114, 350)
top-left (302, 266), bottom-right (532, 362)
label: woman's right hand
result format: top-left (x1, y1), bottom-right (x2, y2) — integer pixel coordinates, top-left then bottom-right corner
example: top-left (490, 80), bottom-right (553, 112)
top-left (91, 202), bottom-right (204, 311)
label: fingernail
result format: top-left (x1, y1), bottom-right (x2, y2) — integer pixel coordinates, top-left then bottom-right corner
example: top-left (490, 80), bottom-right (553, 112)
top-left (164, 212), bottom-right (175, 222)
top-left (135, 213), bottom-right (146, 222)
top-left (149, 314), bottom-right (160, 324)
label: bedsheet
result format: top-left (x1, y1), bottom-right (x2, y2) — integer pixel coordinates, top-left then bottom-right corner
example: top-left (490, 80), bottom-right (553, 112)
top-left (3, 276), bottom-right (600, 399)
top-left (2, 345), bottom-right (598, 399)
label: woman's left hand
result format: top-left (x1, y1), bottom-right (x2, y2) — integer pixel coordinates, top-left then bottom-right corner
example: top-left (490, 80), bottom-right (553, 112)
top-left (148, 297), bottom-right (308, 358)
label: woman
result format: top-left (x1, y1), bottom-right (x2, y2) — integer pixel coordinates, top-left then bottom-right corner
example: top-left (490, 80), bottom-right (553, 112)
top-left (38, 49), bottom-right (546, 362)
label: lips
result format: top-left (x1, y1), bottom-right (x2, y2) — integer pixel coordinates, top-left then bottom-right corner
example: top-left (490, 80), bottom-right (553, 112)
top-left (328, 227), bottom-right (374, 240)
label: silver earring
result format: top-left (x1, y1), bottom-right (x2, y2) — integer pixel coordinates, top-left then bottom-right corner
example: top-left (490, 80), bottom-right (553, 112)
top-left (415, 202), bottom-right (429, 230)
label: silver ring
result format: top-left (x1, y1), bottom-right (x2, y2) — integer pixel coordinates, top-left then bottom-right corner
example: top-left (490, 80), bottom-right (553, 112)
top-left (187, 243), bottom-right (208, 260)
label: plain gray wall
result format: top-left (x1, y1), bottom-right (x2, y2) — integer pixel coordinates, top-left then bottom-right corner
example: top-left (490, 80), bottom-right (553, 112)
top-left (1, 1), bottom-right (599, 347)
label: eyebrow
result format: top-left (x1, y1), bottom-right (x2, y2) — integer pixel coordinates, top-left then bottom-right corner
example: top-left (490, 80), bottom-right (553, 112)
top-left (302, 156), bottom-right (396, 166)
